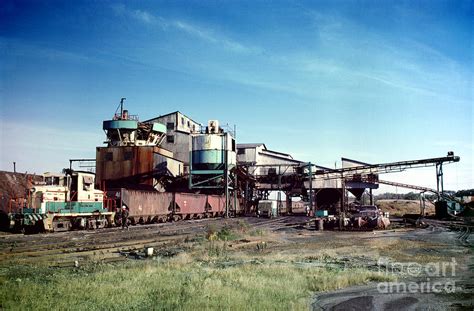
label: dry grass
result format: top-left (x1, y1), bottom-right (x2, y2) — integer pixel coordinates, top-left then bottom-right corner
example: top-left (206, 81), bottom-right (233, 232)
top-left (0, 255), bottom-right (393, 311)
top-left (6, 219), bottom-right (457, 310)
top-left (0, 226), bottom-right (397, 311)
top-left (376, 199), bottom-right (435, 217)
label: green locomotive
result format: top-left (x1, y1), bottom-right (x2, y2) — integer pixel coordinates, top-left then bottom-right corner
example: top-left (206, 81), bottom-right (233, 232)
top-left (4, 170), bottom-right (114, 232)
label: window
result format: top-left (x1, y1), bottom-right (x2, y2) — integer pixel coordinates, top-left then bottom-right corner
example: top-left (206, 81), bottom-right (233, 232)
top-left (181, 117), bottom-right (185, 125)
top-left (167, 122), bottom-right (174, 130)
top-left (231, 139), bottom-right (236, 152)
top-left (105, 152), bottom-right (113, 161)
top-left (237, 148), bottom-right (245, 155)
top-left (167, 135), bottom-right (175, 143)
top-left (187, 120), bottom-right (190, 127)
top-left (124, 151), bottom-right (133, 160)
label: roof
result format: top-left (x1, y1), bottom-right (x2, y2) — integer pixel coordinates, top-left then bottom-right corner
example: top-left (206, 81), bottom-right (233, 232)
top-left (341, 157), bottom-right (372, 166)
top-left (144, 111), bottom-right (201, 126)
top-left (263, 149), bottom-right (293, 159)
top-left (237, 143), bottom-right (303, 163)
top-left (258, 152), bottom-right (303, 164)
top-left (314, 164), bottom-right (337, 171)
top-left (237, 143), bottom-right (267, 149)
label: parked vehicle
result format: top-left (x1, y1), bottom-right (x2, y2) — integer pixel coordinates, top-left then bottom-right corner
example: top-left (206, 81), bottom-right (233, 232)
top-left (108, 189), bottom-right (241, 225)
top-left (1, 170), bottom-right (114, 232)
top-left (257, 200), bottom-right (278, 218)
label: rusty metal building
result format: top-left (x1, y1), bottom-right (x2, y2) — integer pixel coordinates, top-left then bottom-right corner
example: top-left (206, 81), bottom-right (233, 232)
top-left (95, 108), bottom-right (184, 191)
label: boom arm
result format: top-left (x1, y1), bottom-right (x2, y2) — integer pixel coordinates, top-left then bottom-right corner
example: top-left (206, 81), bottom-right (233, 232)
top-left (308, 152), bottom-right (460, 180)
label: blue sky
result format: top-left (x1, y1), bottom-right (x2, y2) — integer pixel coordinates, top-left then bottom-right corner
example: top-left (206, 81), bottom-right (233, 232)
top-left (0, 0), bottom-right (472, 191)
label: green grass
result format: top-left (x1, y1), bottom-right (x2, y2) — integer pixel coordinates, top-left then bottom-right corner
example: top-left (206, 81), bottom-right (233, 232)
top-left (0, 224), bottom-right (400, 310)
top-left (0, 255), bottom-right (393, 311)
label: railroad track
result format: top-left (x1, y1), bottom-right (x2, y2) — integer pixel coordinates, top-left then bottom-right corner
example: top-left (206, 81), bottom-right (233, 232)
top-left (423, 219), bottom-right (473, 247)
top-left (0, 218), bottom-right (226, 264)
top-left (0, 218), bottom-right (221, 253)
top-left (450, 224), bottom-right (473, 246)
top-left (0, 216), bottom-right (308, 265)
top-left (251, 216), bottom-right (292, 228)
top-left (4, 235), bottom-right (189, 265)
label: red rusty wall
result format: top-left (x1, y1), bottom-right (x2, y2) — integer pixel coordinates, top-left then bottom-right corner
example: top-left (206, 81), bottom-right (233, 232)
top-left (96, 147), bottom-right (155, 188)
top-left (121, 189), bottom-right (172, 217)
top-left (207, 195), bottom-right (225, 214)
top-left (174, 193), bottom-right (207, 215)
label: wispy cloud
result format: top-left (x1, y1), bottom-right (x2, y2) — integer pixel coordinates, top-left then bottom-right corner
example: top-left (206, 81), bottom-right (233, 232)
top-left (172, 20), bottom-right (216, 42)
top-left (112, 4), bottom-right (156, 24)
top-left (264, 7), bottom-right (473, 106)
top-left (132, 9), bottom-right (155, 24)
top-left (111, 4), bottom-right (259, 54)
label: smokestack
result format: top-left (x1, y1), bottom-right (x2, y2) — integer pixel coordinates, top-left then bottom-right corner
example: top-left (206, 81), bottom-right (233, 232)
top-left (13, 162), bottom-right (16, 173)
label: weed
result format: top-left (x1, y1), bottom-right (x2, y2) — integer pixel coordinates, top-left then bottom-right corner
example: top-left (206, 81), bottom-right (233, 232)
top-left (216, 227), bottom-right (239, 241)
top-left (207, 240), bottom-right (229, 258)
top-left (206, 224), bottom-right (218, 240)
top-left (236, 219), bottom-right (249, 233)
top-left (0, 257), bottom-right (395, 310)
top-left (250, 228), bottom-right (266, 237)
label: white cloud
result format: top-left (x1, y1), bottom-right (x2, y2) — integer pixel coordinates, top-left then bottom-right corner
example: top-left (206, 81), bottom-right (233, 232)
top-left (111, 4), bottom-right (258, 54)
top-left (172, 20), bottom-right (217, 43)
top-left (133, 9), bottom-right (155, 24)
top-left (290, 7), bottom-right (472, 105)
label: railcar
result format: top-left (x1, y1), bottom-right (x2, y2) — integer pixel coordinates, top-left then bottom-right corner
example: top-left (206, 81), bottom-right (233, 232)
top-left (114, 189), bottom-right (240, 225)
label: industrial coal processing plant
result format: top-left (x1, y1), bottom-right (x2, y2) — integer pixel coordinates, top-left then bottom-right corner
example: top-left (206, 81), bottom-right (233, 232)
top-left (0, 99), bottom-right (467, 233)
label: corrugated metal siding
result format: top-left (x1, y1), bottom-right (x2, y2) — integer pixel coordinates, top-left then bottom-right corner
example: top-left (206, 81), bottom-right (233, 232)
top-left (96, 146), bottom-right (155, 187)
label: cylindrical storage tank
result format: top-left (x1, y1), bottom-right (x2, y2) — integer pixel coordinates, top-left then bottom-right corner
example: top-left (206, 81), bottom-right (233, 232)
top-left (191, 133), bottom-right (236, 170)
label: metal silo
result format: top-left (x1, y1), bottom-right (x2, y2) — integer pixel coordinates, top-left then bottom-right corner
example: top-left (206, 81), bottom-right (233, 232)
top-left (191, 133), bottom-right (236, 170)
top-left (189, 120), bottom-right (236, 190)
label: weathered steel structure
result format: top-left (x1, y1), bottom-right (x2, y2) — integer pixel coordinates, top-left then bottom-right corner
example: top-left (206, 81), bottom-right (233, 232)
top-left (96, 101), bottom-right (184, 191)
top-left (96, 100), bottom-right (242, 220)
top-left (1, 98), bottom-right (463, 233)
top-left (190, 121), bottom-right (236, 189)
top-left (144, 111), bottom-right (201, 168)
